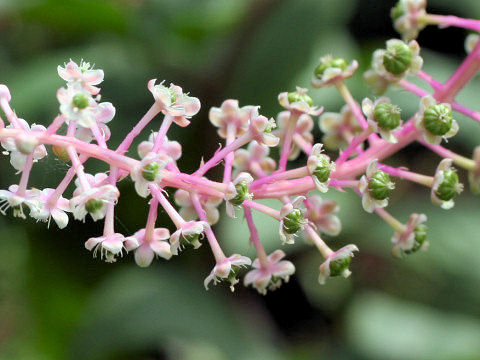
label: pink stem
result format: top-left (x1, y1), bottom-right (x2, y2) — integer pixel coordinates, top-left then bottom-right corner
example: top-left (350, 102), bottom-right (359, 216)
top-left (46, 115), bottom-right (66, 134)
top-left (243, 200), bottom-right (280, 219)
top-left (278, 111), bottom-right (299, 170)
top-left (378, 163), bottom-right (433, 187)
top-left (243, 205), bottom-right (269, 267)
top-left (144, 197), bottom-right (158, 243)
top-left (293, 133), bottom-right (313, 155)
top-left (336, 127), bottom-right (373, 165)
top-left (150, 185), bottom-right (185, 228)
top-left (16, 154), bottom-right (34, 196)
top-left (152, 114), bottom-right (173, 153)
top-left (223, 123), bottom-right (236, 183)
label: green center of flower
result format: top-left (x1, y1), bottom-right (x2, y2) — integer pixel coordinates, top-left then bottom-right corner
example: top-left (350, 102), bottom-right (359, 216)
top-left (230, 182), bottom-right (251, 206)
top-left (264, 120), bottom-right (276, 133)
top-left (314, 58), bottom-right (348, 78)
top-left (287, 91), bottom-right (314, 106)
top-left (405, 223), bottom-right (428, 254)
top-left (85, 198), bottom-right (103, 213)
top-left (313, 156), bottom-right (332, 183)
top-left (168, 88), bottom-right (176, 104)
top-left (368, 170), bottom-right (395, 200)
top-left (422, 104), bottom-right (453, 136)
top-left (383, 42), bottom-right (412, 75)
top-left (329, 256), bottom-right (351, 277)
top-left (181, 233), bottom-right (200, 247)
top-left (283, 208), bottom-right (306, 234)
top-left (142, 162), bottom-right (160, 182)
top-left (374, 101), bottom-right (401, 130)
top-left (435, 169), bottom-right (460, 201)
top-left (72, 93), bottom-right (89, 109)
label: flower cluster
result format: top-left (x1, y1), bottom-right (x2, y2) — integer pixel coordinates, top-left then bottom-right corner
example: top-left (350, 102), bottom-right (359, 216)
top-left (1, 1), bottom-right (480, 294)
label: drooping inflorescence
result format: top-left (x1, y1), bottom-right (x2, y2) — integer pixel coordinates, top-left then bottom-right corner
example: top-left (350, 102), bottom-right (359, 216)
top-left (1, 0), bottom-right (480, 294)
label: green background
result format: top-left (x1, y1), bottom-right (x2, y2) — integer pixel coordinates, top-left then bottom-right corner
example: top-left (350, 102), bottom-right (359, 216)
top-left (0, 0), bottom-right (480, 359)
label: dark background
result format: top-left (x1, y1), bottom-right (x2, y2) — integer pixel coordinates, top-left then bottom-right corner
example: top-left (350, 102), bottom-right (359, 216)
top-left (1, 0), bottom-right (480, 359)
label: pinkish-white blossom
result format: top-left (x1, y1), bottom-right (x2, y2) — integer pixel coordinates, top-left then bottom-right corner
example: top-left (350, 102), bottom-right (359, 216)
top-left (204, 254), bottom-right (251, 291)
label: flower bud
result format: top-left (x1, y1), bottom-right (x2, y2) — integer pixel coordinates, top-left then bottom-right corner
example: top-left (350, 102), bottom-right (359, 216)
top-left (141, 162), bottom-right (160, 182)
top-left (422, 104), bottom-right (453, 136)
top-left (374, 101), bottom-right (401, 130)
top-left (312, 156), bottom-right (332, 183)
top-left (287, 91), bottom-right (313, 106)
top-left (314, 57), bottom-right (348, 78)
top-left (85, 198), bottom-right (104, 213)
top-left (72, 93), bottom-right (90, 109)
top-left (368, 170), bottom-right (394, 200)
top-left (383, 41), bottom-right (412, 75)
top-left (435, 169), bottom-right (460, 201)
top-left (404, 223), bottom-right (427, 254)
top-left (282, 208), bottom-right (305, 235)
top-left (52, 145), bottom-right (71, 163)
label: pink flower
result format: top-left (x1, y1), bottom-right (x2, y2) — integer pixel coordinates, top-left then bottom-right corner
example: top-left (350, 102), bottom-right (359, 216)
top-left (318, 244), bottom-right (358, 285)
top-left (391, 213), bottom-right (428, 257)
top-left (70, 180), bottom-right (119, 222)
top-left (204, 254), bottom-right (251, 291)
top-left (304, 195), bottom-right (342, 236)
top-left (1, 119), bottom-right (47, 171)
top-left (169, 220), bottom-right (209, 255)
top-left (249, 112), bottom-right (279, 147)
top-left (129, 228), bottom-right (172, 267)
top-left (275, 111), bottom-right (314, 160)
top-left (148, 80), bottom-right (200, 127)
top-left (57, 60), bottom-right (104, 95)
top-left (85, 233), bottom-right (138, 263)
top-left (174, 189), bottom-right (222, 225)
top-left (137, 132), bottom-right (182, 160)
top-left (244, 250), bottom-right (295, 295)
top-left (130, 152), bottom-right (171, 197)
top-left (233, 141), bottom-right (276, 176)
top-left (0, 184), bottom-right (40, 219)
top-left (209, 99), bottom-right (254, 138)
top-left (29, 188), bottom-right (71, 229)
top-left (278, 87), bottom-right (323, 116)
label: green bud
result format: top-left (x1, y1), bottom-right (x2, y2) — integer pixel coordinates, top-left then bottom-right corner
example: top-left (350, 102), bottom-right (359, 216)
top-left (315, 58), bottom-right (348, 78)
top-left (230, 182), bottom-right (250, 206)
top-left (405, 224), bottom-right (428, 254)
top-left (52, 145), bottom-right (71, 163)
top-left (313, 156), bottom-right (332, 183)
top-left (85, 198), bottom-right (103, 213)
top-left (142, 162), bottom-right (160, 182)
top-left (435, 169), bottom-right (460, 201)
top-left (72, 93), bottom-right (89, 109)
top-left (329, 256), bottom-right (351, 277)
top-left (168, 88), bottom-right (176, 104)
top-left (383, 42), bottom-right (412, 75)
top-left (287, 91), bottom-right (314, 106)
top-left (374, 101), bottom-right (401, 130)
top-left (422, 104), bottom-right (453, 136)
top-left (283, 208), bottom-right (305, 234)
top-left (391, 1), bottom-right (405, 22)
top-left (368, 171), bottom-right (394, 200)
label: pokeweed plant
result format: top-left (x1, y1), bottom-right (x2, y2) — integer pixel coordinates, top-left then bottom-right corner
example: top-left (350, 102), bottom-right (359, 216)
top-left (0, 0), bottom-right (479, 294)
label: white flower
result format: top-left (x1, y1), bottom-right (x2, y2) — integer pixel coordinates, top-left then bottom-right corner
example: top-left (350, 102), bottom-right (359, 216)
top-left (318, 244), bottom-right (358, 285)
top-left (279, 196), bottom-right (307, 245)
top-left (304, 195), bottom-right (342, 236)
top-left (431, 159), bottom-right (463, 210)
top-left (0, 185), bottom-right (40, 219)
top-left (391, 0), bottom-right (427, 41)
top-left (204, 254), bottom-right (251, 292)
top-left (244, 250), bottom-right (295, 295)
top-left (233, 141), bottom-right (276, 176)
top-left (358, 159), bottom-right (394, 213)
top-left (1, 119), bottom-right (47, 171)
top-left (278, 87), bottom-right (323, 116)
top-left (307, 143), bottom-right (335, 193)
top-left (85, 233), bottom-right (139, 263)
top-left (372, 39), bottom-right (423, 81)
top-left (170, 220), bottom-right (209, 255)
top-left (275, 111), bottom-right (314, 160)
top-left (70, 183), bottom-right (119, 222)
top-left (137, 132), bottom-right (182, 160)
top-left (311, 55), bottom-right (358, 88)
top-left (414, 95), bottom-right (458, 145)
top-left (148, 80), bottom-right (201, 127)
top-left (209, 99), bottom-right (254, 138)
top-left (174, 189), bottom-right (222, 225)
top-left (29, 188), bottom-right (70, 229)
top-left (130, 152), bottom-right (170, 198)
top-left (362, 97), bottom-right (402, 143)
top-left (129, 228), bottom-right (172, 267)
top-left (391, 213), bottom-right (428, 257)
top-left (74, 102), bottom-right (115, 142)
top-left (57, 60), bottom-right (104, 95)
top-left (225, 172), bottom-right (254, 218)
